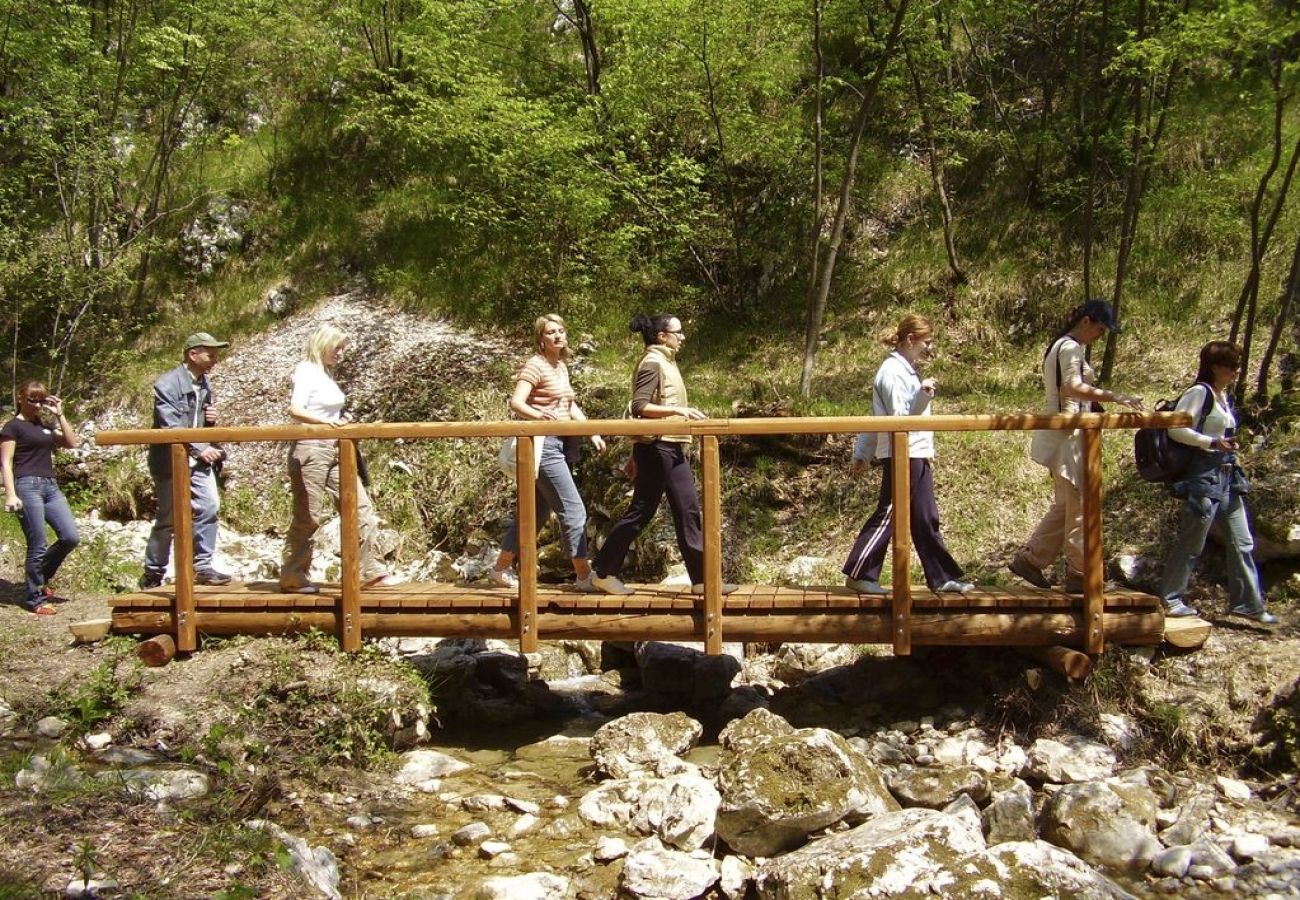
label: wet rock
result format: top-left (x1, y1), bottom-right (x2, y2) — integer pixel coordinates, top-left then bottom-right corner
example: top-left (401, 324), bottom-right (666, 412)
top-left (473, 872), bottom-right (569, 900)
top-left (635, 641), bottom-right (742, 708)
top-left (719, 854), bottom-right (754, 900)
top-left (36, 716), bottom-right (71, 739)
top-left (1216, 775), bottom-right (1252, 802)
top-left (109, 768), bottom-right (210, 802)
top-left (95, 747), bottom-right (159, 766)
top-left (754, 808), bottom-right (989, 896)
top-left (345, 814), bottom-right (374, 830)
top-left (82, 733), bottom-right (112, 751)
top-left (982, 778), bottom-right (1037, 845)
top-left (509, 814), bottom-right (539, 837)
top-left (718, 706), bottom-right (795, 753)
top-left (770, 643), bottom-right (859, 685)
top-left (1231, 832), bottom-right (1270, 861)
top-left (590, 711), bottom-right (703, 779)
top-left (410, 824), bottom-right (439, 838)
top-left (249, 820), bottom-right (341, 900)
top-left (717, 685), bottom-right (770, 723)
top-left (620, 846), bottom-right (719, 900)
top-left (715, 711), bottom-right (898, 857)
top-left (394, 749), bottom-right (469, 790)
top-left (1041, 779), bottom-right (1159, 870)
top-left (593, 836), bottom-right (629, 862)
top-left (1024, 736), bottom-right (1117, 784)
top-left (578, 774), bottom-right (720, 851)
top-left (462, 794), bottom-right (508, 812)
top-left (452, 822), bottom-right (492, 847)
top-left (887, 764), bottom-right (990, 809)
top-left (984, 840), bottom-right (1137, 898)
top-left (478, 840), bottom-right (511, 859)
top-left (1152, 844), bottom-right (1194, 878)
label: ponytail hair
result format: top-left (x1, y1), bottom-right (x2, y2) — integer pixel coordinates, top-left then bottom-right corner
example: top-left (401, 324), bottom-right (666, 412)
top-left (629, 313), bottom-right (677, 346)
top-left (878, 314), bottom-right (933, 349)
top-left (1194, 340), bottom-right (1241, 386)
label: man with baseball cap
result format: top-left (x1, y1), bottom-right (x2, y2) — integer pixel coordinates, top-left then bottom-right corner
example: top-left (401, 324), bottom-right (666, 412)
top-left (140, 332), bottom-right (233, 589)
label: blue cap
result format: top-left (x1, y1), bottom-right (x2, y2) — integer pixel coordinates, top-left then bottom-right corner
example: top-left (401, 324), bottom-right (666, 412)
top-left (1078, 299), bottom-right (1121, 333)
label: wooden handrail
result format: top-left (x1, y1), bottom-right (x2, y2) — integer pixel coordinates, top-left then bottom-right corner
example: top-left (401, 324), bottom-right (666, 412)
top-left (108, 411), bottom-right (1190, 656)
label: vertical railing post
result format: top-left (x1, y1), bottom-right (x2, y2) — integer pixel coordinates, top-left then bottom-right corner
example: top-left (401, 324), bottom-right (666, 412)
top-left (169, 444), bottom-right (197, 652)
top-left (516, 436), bottom-right (539, 653)
top-left (1081, 427), bottom-right (1105, 654)
top-left (890, 432), bottom-right (912, 655)
top-left (338, 439), bottom-right (362, 652)
top-left (701, 435), bottom-right (723, 655)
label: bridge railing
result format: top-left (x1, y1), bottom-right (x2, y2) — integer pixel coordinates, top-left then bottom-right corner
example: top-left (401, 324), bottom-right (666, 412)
top-left (96, 411), bottom-right (1189, 656)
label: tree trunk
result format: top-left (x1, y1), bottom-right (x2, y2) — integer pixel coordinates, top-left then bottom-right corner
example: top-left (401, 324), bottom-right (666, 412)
top-left (800, 0), bottom-right (911, 400)
top-left (801, 0), bottom-right (825, 399)
top-left (904, 45), bottom-right (964, 285)
top-left (1255, 230), bottom-right (1300, 402)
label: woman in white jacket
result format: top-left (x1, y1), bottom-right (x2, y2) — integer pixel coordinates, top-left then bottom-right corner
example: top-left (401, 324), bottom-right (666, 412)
top-left (1158, 341), bottom-right (1275, 623)
top-left (1009, 300), bottom-right (1143, 594)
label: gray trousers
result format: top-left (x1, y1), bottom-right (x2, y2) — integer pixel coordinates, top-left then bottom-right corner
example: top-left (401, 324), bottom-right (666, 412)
top-left (280, 441), bottom-right (386, 587)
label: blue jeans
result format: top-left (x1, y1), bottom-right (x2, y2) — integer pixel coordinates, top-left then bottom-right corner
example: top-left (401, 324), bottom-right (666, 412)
top-left (15, 476), bottom-right (80, 608)
top-left (144, 465), bottom-right (220, 577)
top-left (502, 436), bottom-right (589, 559)
top-left (1160, 491), bottom-right (1264, 611)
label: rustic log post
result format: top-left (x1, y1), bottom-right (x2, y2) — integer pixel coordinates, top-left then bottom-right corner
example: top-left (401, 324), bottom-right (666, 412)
top-left (338, 439), bottom-right (362, 652)
top-left (701, 435), bottom-right (724, 655)
top-left (1020, 645), bottom-right (1093, 680)
top-left (169, 443), bottom-right (197, 652)
top-left (138, 634), bottom-right (177, 667)
top-left (890, 432), bottom-right (912, 655)
top-left (1081, 427), bottom-right (1104, 655)
top-left (516, 436), bottom-right (539, 653)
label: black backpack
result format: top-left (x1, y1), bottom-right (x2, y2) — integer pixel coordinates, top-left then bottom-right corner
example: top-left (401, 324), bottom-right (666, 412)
top-left (1134, 383), bottom-right (1215, 483)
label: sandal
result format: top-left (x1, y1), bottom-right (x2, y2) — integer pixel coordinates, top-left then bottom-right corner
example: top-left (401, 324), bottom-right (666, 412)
top-left (29, 603), bottom-right (57, 617)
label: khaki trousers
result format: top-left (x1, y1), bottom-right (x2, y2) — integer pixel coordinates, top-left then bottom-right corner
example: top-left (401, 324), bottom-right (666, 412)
top-left (280, 441), bottom-right (385, 587)
top-left (1022, 470), bottom-right (1083, 577)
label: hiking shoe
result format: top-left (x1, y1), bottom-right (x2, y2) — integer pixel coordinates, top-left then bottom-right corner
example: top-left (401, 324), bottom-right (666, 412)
top-left (1162, 598), bottom-right (1199, 618)
top-left (1229, 605), bottom-right (1278, 625)
top-left (591, 574), bottom-right (634, 596)
top-left (573, 574), bottom-right (598, 593)
top-left (488, 567), bottom-right (519, 589)
top-left (139, 572), bottom-right (164, 590)
top-left (195, 570), bottom-right (233, 586)
top-left (936, 580), bottom-right (974, 594)
top-left (691, 582), bottom-right (739, 595)
top-left (27, 602), bottom-right (57, 617)
top-left (845, 577), bottom-right (889, 595)
top-left (1009, 553), bottom-right (1050, 590)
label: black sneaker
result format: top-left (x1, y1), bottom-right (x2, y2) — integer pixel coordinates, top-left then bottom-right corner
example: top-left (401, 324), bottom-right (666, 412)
top-left (139, 572), bottom-right (163, 590)
top-left (195, 570), bottom-right (233, 586)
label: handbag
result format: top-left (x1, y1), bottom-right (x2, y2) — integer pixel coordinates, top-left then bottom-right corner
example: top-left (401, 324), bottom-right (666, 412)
top-left (498, 436), bottom-right (544, 480)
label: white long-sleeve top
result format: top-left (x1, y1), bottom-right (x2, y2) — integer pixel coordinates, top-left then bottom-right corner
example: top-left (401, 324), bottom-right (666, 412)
top-left (1169, 383), bottom-right (1235, 449)
top-left (852, 351), bottom-right (935, 461)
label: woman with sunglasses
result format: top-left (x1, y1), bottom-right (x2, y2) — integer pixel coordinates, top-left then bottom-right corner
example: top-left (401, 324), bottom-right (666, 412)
top-left (1159, 341), bottom-right (1276, 623)
top-left (589, 313), bottom-right (737, 596)
top-left (2, 381), bottom-right (81, 615)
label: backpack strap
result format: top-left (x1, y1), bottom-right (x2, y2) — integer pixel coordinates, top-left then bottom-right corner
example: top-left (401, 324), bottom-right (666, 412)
top-left (1047, 337), bottom-right (1071, 413)
top-left (1191, 382), bottom-right (1215, 433)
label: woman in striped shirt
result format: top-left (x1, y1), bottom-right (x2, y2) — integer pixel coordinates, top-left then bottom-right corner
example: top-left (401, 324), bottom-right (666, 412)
top-left (489, 314), bottom-right (605, 591)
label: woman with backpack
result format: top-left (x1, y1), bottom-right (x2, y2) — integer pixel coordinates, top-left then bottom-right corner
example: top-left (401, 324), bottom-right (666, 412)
top-left (1158, 341), bottom-right (1276, 623)
top-left (1009, 300), bottom-right (1144, 594)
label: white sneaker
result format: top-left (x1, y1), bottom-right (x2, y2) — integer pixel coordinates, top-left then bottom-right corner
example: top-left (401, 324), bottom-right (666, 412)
top-left (590, 574), bottom-right (634, 596)
top-left (846, 577), bottom-right (889, 595)
top-left (363, 573), bottom-right (405, 588)
top-left (690, 582), bottom-right (739, 595)
top-left (573, 574), bottom-right (598, 593)
top-left (936, 580), bottom-right (974, 593)
top-left (488, 567), bottom-right (519, 589)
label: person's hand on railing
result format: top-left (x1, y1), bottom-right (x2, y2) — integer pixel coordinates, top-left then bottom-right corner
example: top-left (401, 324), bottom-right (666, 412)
top-left (677, 406), bottom-right (708, 421)
top-left (1112, 393), bottom-right (1144, 412)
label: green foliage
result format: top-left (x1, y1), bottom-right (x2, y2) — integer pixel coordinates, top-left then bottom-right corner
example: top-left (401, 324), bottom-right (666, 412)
top-left (49, 640), bottom-right (142, 733)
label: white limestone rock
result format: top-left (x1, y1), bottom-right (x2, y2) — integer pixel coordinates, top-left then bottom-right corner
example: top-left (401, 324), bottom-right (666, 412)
top-left (1024, 736), bottom-right (1117, 784)
top-left (620, 846), bottom-right (719, 900)
top-left (578, 774), bottom-right (720, 852)
top-left (589, 711), bottom-right (703, 779)
top-left (473, 872), bottom-right (570, 900)
top-left (1040, 779), bottom-right (1159, 870)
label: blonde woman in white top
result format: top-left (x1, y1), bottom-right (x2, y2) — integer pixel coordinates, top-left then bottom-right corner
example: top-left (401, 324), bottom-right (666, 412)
top-left (1159, 341), bottom-right (1275, 623)
top-left (278, 324), bottom-right (398, 593)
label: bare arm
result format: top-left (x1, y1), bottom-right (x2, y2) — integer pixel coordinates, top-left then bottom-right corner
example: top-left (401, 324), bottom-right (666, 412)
top-left (1, 440), bottom-right (18, 510)
top-left (44, 396), bottom-right (80, 449)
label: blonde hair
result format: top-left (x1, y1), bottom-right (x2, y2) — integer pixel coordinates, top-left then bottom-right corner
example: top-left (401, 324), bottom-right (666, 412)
top-left (305, 324), bottom-right (348, 367)
top-left (878, 314), bottom-right (933, 349)
top-left (534, 313), bottom-right (571, 360)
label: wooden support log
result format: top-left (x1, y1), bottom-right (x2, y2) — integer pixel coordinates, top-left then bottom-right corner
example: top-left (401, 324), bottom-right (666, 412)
top-left (338, 439), bottom-right (362, 652)
top-left (169, 443), bottom-right (197, 652)
top-left (701, 435), bottom-right (724, 656)
top-left (1020, 645), bottom-right (1093, 680)
top-left (138, 634), bottom-right (177, 667)
top-left (516, 435), bottom-right (539, 653)
top-left (1081, 428), bottom-right (1105, 655)
top-left (890, 432), bottom-right (913, 656)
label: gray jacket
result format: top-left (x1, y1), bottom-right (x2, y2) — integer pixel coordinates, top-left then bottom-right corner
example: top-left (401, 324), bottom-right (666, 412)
top-left (147, 363), bottom-right (222, 478)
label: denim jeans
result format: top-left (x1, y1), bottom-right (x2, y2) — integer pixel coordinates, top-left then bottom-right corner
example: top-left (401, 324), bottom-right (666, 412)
top-left (15, 476), bottom-right (80, 608)
top-left (1160, 491), bottom-right (1264, 611)
top-left (502, 436), bottom-right (589, 559)
top-left (143, 465), bottom-right (220, 578)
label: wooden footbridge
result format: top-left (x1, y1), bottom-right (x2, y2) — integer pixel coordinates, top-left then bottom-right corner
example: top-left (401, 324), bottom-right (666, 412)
top-left (95, 411), bottom-right (1193, 661)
